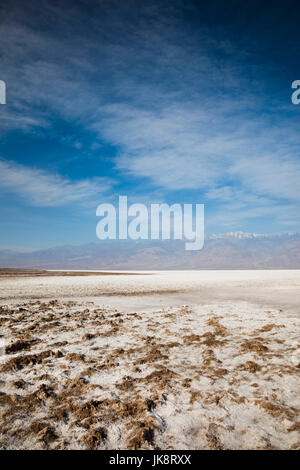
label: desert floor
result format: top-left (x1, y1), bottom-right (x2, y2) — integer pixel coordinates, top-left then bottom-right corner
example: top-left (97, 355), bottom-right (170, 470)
top-left (0, 270), bottom-right (299, 450)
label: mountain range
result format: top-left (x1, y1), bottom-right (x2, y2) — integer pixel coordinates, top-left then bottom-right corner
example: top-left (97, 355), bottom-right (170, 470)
top-left (0, 232), bottom-right (299, 270)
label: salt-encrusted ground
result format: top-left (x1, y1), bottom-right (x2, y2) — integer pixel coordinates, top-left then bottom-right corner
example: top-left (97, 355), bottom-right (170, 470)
top-left (0, 271), bottom-right (299, 449)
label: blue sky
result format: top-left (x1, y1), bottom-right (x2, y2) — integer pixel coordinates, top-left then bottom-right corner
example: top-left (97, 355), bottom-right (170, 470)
top-left (0, 0), bottom-right (299, 250)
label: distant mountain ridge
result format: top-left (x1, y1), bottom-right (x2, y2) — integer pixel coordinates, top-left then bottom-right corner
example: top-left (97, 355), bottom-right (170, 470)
top-left (208, 231), bottom-right (300, 240)
top-left (0, 232), bottom-right (300, 270)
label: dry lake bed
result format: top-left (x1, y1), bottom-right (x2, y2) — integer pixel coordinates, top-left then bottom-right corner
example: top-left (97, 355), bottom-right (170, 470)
top-left (0, 270), bottom-right (299, 450)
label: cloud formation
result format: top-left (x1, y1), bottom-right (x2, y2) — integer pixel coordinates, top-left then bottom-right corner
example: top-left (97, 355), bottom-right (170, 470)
top-left (0, 0), bottom-right (299, 237)
top-left (0, 159), bottom-right (111, 207)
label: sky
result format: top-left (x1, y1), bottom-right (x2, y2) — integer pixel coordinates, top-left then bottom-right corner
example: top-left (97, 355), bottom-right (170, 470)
top-left (0, 0), bottom-right (299, 250)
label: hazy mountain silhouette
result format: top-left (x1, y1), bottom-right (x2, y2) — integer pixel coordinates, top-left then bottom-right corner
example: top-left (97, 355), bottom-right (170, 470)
top-left (1, 232), bottom-right (299, 270)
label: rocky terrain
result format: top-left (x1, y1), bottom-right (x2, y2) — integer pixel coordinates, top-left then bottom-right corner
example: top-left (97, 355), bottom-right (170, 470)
top-left (0, 297), bottom-right (299, 450)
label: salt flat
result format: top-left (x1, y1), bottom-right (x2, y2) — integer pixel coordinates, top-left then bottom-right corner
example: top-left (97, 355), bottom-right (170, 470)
top-left (1, 269), bottom-right (300, 314)
top-left (0, 270), bottom-right (299, 449)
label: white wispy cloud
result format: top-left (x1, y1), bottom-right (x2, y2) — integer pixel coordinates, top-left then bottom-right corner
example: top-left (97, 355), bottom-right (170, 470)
top-left (230, 154), bottom-right (300, 202)
top-left (0, 159), bottom-right (112, 207)
top-left (94, 100), bottom-right (300, 209)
